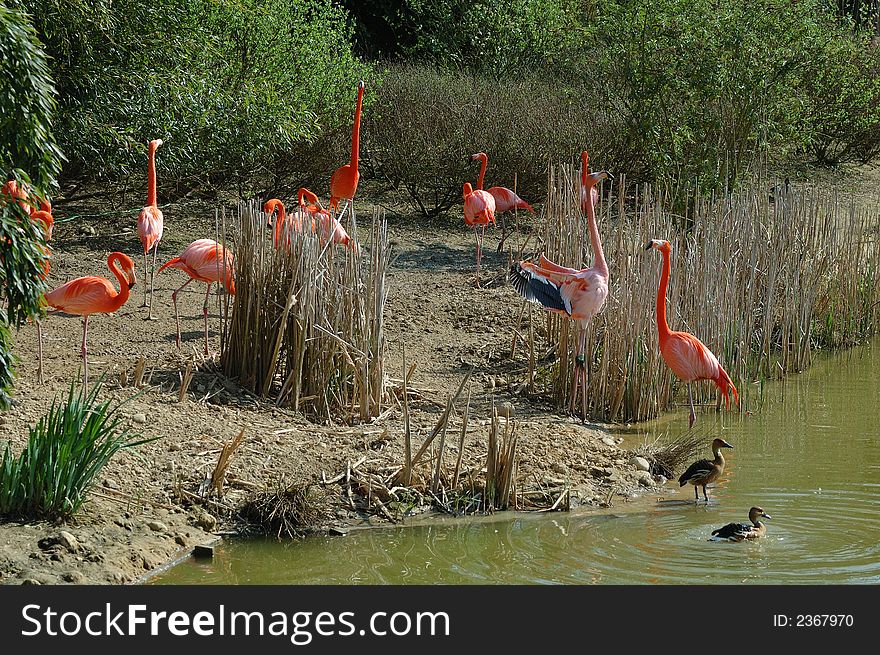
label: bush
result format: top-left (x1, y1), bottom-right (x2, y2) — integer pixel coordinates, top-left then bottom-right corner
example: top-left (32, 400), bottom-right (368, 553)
top-left (1, 5), bottom-right (62, 408)
top-left (23, 0), bottom-right (370, 189)
top-left (367, 63), bottom-right (614, 216)
top-left (0, 381), bottom-right (156, 520)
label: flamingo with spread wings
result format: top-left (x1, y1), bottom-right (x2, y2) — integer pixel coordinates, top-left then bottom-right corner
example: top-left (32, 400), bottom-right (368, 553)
top-left (44, 252), bottom-right (136, 389)
top-left (509, 154), bottom-right (612, 420)
top-left (645, 238), bottom-right (739, 427)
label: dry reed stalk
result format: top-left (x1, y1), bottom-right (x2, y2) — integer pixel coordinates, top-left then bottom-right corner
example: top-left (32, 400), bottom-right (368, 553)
top-left (133, 356), bottom-right (146, 388)
top-left (209, 428), bottom-right (247, 498)
top-left (178, 360), bottom-right (194, 403)
top-left (520, 165), bottom-right (880, 422)
top-left (484, 408), bottom-right (519, 511)
top-left (402, 345), bottom-right (412, 485)
top-left (431, 394), bottom-right (451, 493)
top-left (451, 385), bottom-right (471, 488)
top-left (220, 201), bottom-right (391, 423)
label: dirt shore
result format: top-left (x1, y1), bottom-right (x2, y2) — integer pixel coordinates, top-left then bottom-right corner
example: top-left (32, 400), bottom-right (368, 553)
top-left (0, 192), bottom-right (666, 585)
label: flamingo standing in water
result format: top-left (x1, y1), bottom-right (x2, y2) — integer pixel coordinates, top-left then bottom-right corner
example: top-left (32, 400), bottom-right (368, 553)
top-left (159, 239), bottom-right (235, 355)
top-left (463, 182), bottom-right (496, 288)
top-left (509, 155), bottom-right (612, 420)
top-left (470, 152), bottom-right (535, 252)
top-left (265, 190), bottom-right (357, 253)
top-left (44, 252), bottom-right (136, 389)
top-left (137, 139), bottom-right (164, 319)
top-left (645, 238), bottom-right (739, 428)
top-left (329, 81), bottom-right (365, 217)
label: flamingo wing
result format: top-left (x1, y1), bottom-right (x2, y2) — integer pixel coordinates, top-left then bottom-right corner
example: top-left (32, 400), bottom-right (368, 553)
top-left (45, 276), bottom-right (115, 315)
top-left (537, 254), bottom-right (578, 275)
top-left (662, 332), bottom-right (721, 382)
top-left (488, 186), bottom-right (534, 214)
top-left (509, 261), bottom-right (578, 314)
top-left (138, 205), bottom-right (164, 253)
top-left (464, 190), bottom-right (496, 226)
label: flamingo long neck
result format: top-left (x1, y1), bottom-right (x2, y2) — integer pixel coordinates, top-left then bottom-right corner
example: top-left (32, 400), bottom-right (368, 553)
top-left (147, 143), bottom-right (158, 207)
top-left (107, 255), bottom-right (132, 311)
top-left (476, 155), bottom-right (487, 190)
top-left (656, 248), bottom-right (672, 341)
top-left (581, 153), bottom-right (588, 189)
top-left (350, 85), bottom-right (364, 168)
top-left (586, 189), bottom-right (608, 279)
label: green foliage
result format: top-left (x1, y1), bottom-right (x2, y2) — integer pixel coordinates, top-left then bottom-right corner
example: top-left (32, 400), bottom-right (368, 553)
top-left (800, 33), bottom-right (880, 164)
top-left (0, 381), bottom-right (157, 520)
top-left (23, 0), bottom-right (370, 186)
top-left (1, 6), bottom-right (61, 409)
top-left (0, 5), bottom-right (63, 190)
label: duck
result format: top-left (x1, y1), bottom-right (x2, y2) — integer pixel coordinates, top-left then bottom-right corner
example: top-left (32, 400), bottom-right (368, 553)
top-left (709, 507), bottom-right (771, 542)
top-left (678, 438), bottom-right (733, 502)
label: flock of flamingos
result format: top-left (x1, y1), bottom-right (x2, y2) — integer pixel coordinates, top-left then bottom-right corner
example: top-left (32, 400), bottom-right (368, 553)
top-left (4, 79), bottom-right (766, 540)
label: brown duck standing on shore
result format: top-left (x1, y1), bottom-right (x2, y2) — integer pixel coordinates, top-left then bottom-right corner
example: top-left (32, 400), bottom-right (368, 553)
top-left (678, 438), bottom-right (733, 502)
top-left (710, 507), bottom-right (771, 542)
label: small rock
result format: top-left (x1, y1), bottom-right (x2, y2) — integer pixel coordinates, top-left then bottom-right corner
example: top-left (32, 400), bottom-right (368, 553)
top-left (62, 571), bottom-right (85, 584)
top-left (551, 462), bottom-right (568, 475)
top-left (630, 456), bottom-right (651, 472)
top-left (497, 402), bottom-right (514, 419)
top-left (169, 443), bottom-right (183, 452)
top-left (132, 413), bottom-right (147, 424)
top-left (0, 416), bottom-right (6, 425)
top-left (636, 471), bottom-right (654, 487)
top-left (21, 578), bottom-right (42, 585)
top-left (56, 531), bottom-right (81, 553)
top-left (174, 535), bottom-right (188, 547)
top-left (102, 478), bottom-right (119, 490)
top-left (146, 521), bottom-right (168, 533)
top-left (589, 466), bottom-right (610, 478)
top-left (195, 512), bottom-right (217, 531)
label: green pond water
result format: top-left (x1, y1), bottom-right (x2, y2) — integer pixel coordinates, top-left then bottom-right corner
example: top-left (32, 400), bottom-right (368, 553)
top-left (153, 341), bottom-right (880, 585)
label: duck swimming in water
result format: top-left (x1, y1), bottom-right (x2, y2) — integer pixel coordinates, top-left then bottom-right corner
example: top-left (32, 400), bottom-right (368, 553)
top-left (679, 438), bottom-right (733, 502)
top-left (710, 507), bottom-right (771, 542)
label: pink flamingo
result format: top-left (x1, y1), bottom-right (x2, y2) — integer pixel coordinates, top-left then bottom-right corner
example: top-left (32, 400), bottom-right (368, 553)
top-left (158, 239), bottom-right (236, 354)
top-left (645, 238), bottom-right (739, 428)
top-left (463, 182), bottom-right (496, 288)
top-left (265, 190), bottom-right (357, 253)
top-left (509, 156), bottom-right (612, 420)
top-left (470, 152), bottom-right (535, 252)
top-left (44, 252), bottom-right (136, 389)
top-left (329, 81), bottom-right (365, 216)
top-left (137, 139), bottom-right (164, 319)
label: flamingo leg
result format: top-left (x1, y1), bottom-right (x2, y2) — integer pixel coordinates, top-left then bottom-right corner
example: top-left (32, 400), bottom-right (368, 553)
top-left (171, 277), bottom-right (195, 349)
top-left (687, 382), bottom-right (696, 428)
top-left (473, 227), bottom-right (482, 288)
top-left (81, 315), bottom-right (89, 391)
top-left (202, 282), bottom-right (212, 355)
top-left (141, 250), bottom-right (149, 307)
top-left (37, 320), bottom-right (44, 384)
top-left (694, 484), bottom-right (699, 502)
top-left (703, 485), bottom-right (709, 502)
top-left (579, 327), bottom-right (588, 423)
top-left (147, 243), bottom-right (159, 320)
top-left (497, 213), bottom-right (507, 253)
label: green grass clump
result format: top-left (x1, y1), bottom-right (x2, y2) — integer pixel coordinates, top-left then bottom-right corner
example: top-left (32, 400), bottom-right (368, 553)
top-left (0, 381), bottom-right (156, 520)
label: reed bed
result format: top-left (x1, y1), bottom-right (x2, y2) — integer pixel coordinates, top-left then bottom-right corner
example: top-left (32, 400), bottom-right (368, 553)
top-left (221, 201), bottom-right (390, 423)
top-left (527, 166), bottom-right (880, 422)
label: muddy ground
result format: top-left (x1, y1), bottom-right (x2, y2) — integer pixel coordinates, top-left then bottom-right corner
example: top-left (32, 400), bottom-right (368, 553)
top-left (10, 171), bottom-right (844, 585)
